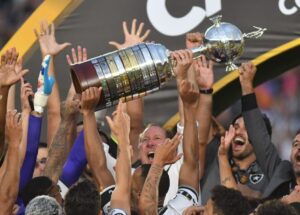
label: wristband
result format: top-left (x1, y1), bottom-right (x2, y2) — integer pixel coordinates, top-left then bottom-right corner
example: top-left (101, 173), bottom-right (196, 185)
top-left (199, 88), bottom-right (213, 94)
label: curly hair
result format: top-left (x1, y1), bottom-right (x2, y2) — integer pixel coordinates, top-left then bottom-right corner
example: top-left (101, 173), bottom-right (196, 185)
top-left (25, 195), bottom-right (63, 215)
top-left (211, 185), bottom-right (252, 215)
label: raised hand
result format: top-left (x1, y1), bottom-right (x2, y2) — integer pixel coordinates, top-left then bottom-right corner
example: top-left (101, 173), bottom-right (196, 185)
top-left (80, 87), bottom-right (101, 115)
top-left (171, 49), bottom-right (193, 83)
top-left (194, 55), bottom-right (214, 90)
top-left (5, 110), bottom-right (22, 146)
top-left (218, 125), bottom-right (235, 157)
top-left (34, 20), bottom-right (71, 56)
top-left (66, 46), bottom-right (88, 65)
top-left (239, 62), bottom-right (256, 95)
top-left (185, 32), bottom-right (204, 49)
top-left (153, 133), bottom-right (183, 166)
top-left (20, 79), bottom-right (34, 114)
top-left (0, 48), bottom-right (28, 88)
top-left (109, 19), bottom-right (151, 50)
top-left (106, 101), bottom-right (130, 142)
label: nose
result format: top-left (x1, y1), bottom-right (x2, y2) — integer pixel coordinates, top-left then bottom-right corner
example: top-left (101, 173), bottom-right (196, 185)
top-left (146, 139), bottom-right (156, 148)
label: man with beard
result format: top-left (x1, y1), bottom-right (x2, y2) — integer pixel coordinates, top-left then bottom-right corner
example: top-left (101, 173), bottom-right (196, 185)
top-left (201, 62), bottom-right (276, 203)
top-left (264, 130), bottom-right (300, 202)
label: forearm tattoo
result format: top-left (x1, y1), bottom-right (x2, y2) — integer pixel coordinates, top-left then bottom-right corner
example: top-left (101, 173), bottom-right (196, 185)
top-left (141, 164), bottom-right (163, 215)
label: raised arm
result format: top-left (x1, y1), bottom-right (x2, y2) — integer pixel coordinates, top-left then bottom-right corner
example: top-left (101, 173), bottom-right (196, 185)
top-left (239, 62), bottom-right (281, 177)
top-left (43, 97), bottom-right (80, 183)
top-left (173, 49), bottom-right (200, 192)
top-left (218, 125), bottom-right (238, 190)
top-left (139, 134), bottom-right (182, 215)
top-left (106, 102), bottom-right (132, 214)
top-left (34, 20), bottom-right (71, 146)
top-left (178, 32), bottom-right (203, 126)
top-left (194, 55), bottom-right (214, 179)
top-left (0, 48), bottom-right (28, 158)
top-left (81, 87), bottom-right (115, 189)
top-left (59, 46), bottom-right (90, 187)
top-left (0, 110), bottom-right (23, 215)
top-left (19, 80), bottom-right (43, 192)
top-left (109, 19), bottom-right (151, 163)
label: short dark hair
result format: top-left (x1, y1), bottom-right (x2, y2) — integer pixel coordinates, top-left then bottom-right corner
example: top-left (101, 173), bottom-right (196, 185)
top-left (64, 180), bottom-right (101, 215)
top-left (256, 200), bottom-right (297, 215)
top-left (141, 164), bottom-right (170, 198)
top-left (211, 185), bottom-right (252, 215)
top-left (21, 176), bottom-right (53, 206)
top-left (232, 113), bottom-right (272, 137)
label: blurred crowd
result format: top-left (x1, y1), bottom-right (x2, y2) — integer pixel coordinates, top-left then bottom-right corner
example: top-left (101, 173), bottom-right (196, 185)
top-left (0, 0), bottom-right (42, 47)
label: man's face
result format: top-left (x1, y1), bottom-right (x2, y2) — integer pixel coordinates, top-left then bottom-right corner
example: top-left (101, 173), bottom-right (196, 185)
top-left (33, 147), bottom-right (48, 178)
top-left (139, 126), bottom-right (166, 164)
top-left (231, 117), bottom-right (254, 160)
top-left (290, 133), bottom-right (300, 176)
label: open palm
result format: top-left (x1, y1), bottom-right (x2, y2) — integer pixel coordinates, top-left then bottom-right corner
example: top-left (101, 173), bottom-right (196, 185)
top-left (0, 48), bottom-right (28, 87)
top-left (34, 20), bottom-right (71, 56)
top-left (194, 55), bottom-right (214, 89)
top-left (109, 19), bottom-right (151, 50)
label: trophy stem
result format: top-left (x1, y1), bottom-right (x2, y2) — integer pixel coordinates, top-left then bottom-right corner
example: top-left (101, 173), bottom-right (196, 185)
top-left (225, 62), bottom-right (238, 72)
top-left (191, 45), bottom-right (210, 59)
top-left (169, 45), bottom-right (209, 75)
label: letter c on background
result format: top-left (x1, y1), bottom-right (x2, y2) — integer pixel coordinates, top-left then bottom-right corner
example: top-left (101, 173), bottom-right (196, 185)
top-left (278, 0), bottom-right (298, 15)
top-left (147, 0), bottom-right (221, 36)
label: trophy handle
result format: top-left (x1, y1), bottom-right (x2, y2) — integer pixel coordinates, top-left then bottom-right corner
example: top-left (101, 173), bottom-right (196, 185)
top-left (209, 15), bottom-right (222, 27)
top-left (243, 26), bottom-right (267, 39)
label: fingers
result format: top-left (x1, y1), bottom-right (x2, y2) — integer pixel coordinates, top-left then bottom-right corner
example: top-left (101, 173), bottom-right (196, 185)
top-left (50, 23), bottom-right (55, 36)
top-left (71, 48), bottom-right (78, 63)
top-left (66, 54), bottom-right (72, 65)
top-left (11, 48), bottom-right (19, 65)
top-left (6, 48), bottom-right (13, 65)
top-left (141, 29), bottom-right (151, 41)
top-left (77, 46), bottom-right (83, 62)
top-left (131, 19), bottom-right (137, 35)
top-left (136, 22), bottom-right (144, 36)
top-left (82, 48), bottom-right (88, 61)
top-left (122, 21), bottom-right (130, 36)
top-left (67, 46), bottom-right (86, 65)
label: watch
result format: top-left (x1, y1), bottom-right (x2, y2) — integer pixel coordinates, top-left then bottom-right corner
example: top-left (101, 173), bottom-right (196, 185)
top-left (199, 88), bottom-right (213, 94)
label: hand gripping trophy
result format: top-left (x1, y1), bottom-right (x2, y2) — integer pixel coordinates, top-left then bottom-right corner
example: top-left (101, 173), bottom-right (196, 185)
top-left (70, 15), bottom-right (266, 110)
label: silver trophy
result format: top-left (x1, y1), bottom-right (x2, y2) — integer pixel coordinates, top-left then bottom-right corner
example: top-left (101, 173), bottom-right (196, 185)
top-left (70, 15), bottom-right (266, 110)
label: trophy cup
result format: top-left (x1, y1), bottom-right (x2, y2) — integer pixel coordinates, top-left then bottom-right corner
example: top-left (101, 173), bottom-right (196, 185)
top-left (70, 15), bottom-right (266, 110)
